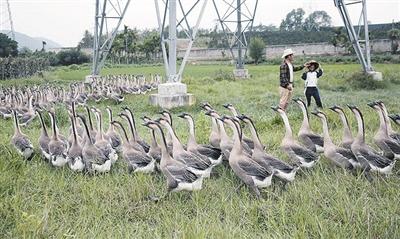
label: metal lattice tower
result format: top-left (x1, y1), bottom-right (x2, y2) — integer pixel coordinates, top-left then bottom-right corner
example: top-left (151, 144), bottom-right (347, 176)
top-left (0, 0), bottom-right (16, 40)
top-left (212, 0), bottom-right (258, 70)
top-left (91, 0), bottom-right (131, 75)
top-left (334, 0), bottom-right (373, 73)
top-left (155, 0), bottom-right (208, 82)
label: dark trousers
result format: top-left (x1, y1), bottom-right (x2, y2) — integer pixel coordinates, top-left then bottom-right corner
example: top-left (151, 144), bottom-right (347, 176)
top-left (305, 87), bottom-right (322, 108)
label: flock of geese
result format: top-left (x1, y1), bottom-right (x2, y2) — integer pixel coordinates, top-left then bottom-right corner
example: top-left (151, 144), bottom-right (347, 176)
top-left (6, 91), bottom-right (400, 197)
top-left (0, 74), bottom-right (161, 123)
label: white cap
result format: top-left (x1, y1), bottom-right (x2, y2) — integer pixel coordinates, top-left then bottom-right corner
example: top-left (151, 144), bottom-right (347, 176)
top-left (281, 48), bottom-right (295, 58)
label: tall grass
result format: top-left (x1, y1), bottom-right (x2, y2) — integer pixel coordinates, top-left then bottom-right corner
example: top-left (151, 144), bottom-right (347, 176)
top-left (0, 64), bottom-right (399, 238)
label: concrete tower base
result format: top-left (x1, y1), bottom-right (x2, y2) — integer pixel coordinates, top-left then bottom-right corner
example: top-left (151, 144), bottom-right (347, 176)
top-left (149, 82), bottom-right (195, 109)
top-left (367, 71), bottom-right (383, 81)
top-left (233, 69), bottom-right (249, 79)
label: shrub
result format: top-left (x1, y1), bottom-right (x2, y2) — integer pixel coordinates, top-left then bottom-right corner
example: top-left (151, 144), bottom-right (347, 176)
top-left (213, 69), bottom-right (235, 81)
top-left (56, 49), bottom-right (90, 66)
top-left (347, 71), bottom-right (387, 90)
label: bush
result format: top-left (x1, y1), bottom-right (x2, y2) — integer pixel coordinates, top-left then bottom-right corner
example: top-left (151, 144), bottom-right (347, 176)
top-left (56, 49), bottom-right (90, 66)
top-left (213, 70), bottom-right (235, 81)
top-left (347, 71), bottom-right (387, 90)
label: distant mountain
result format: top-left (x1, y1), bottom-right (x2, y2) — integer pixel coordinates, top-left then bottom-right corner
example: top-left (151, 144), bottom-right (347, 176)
top-left (0, 31), bottom-right (62, 50)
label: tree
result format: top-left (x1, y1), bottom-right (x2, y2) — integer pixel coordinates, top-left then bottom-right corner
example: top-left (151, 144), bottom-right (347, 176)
top-left (0, 33), bottom-right (18, 57)
top-left (248, 37), bottom-right (265, 64)
top-left (303, 11), bottom-right (332, 31)
top-left (388, 28), bottom-right (400, 54)
top-left (279, 8), bottom-right (305, 31)
top-left (78, 30), bottom-right (94, 49)
top-left (330, 27), bottom-right (353, 54)
top-left (56, 49), bottom-right (90, 66)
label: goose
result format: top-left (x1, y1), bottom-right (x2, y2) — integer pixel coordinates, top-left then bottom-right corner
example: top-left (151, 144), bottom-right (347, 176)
top-left (142, 116), bottom-right (161, 164)
top-left (220, 116), bottom-right (274, 198)
top-left (200, 102), bottom-right (220, 148)
top-left (159, 109), bottom-right (174, 150)
top-left (123, 107), bottom-right (150, 153)
top-left (311, 110), bottom-right (357, 169)
top-left (111, 121), bottom-right (155, 173)
top-left (178, 112), bottom-right (222, 166)
top-left (223, 103), bottom-right (256, 150)
top-left (11, 110), bottom-right (34, 160)
top-left (293, 98), bottom-right (324, 153)
top-left (77, 115), bottom-right (112, 173)
top-left (36, 108), bottom-right (51, 161)
top-left (348, 105), bottom-right (395, 175)
top-left (238, 114), bottom-right (299, 182)
top-left (368, 102), bottom-right (400, 160)
top-left (67, 113), bottom-right (84, 172)
top-left (67, 102), bottom-right (83, 147)
top-left (48, 110), bottom-right (68, 167)
top-left (389, 114), bottom-right (400, 125)
top-left (205, 110), bottom-right (252, 160)
top-left (143, 121), bottom-right (203, 192)
top-left (105, 107), bottom-right (122, 152)
top-left (157, 117), bottom-right (213, 178)
top-left (329, 105), bottom-right (354, 149)
top-left (119, 112), bottom-right (149, 153)
top-left (18, 94), bottom-right (36, 126)
top-left (91, 107), bottom-right (118, 163)
top-left (376, 101), bottom-right (400, 143)
top-left (271, 106), bottom-right (319, 168)
top-left (83, 106), bottom-right (97, 144)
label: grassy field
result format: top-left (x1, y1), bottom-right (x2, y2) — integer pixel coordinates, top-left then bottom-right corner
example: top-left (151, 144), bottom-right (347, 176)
top-left (1, 63), bottom-right (400, 238)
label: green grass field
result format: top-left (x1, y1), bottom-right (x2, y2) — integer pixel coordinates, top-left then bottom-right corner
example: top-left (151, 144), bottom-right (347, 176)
top-left (1, 63), bottom-right (400, 238)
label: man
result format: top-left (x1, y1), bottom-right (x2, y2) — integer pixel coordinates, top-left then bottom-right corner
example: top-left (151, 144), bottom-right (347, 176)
top-left (279, 49), bottom-right (307, 111)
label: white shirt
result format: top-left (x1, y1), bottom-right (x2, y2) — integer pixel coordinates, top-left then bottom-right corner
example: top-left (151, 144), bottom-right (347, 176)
top-left (287, 63), bottom-right (294, 83)
top-left (305, 71), bottom-right (319, 87)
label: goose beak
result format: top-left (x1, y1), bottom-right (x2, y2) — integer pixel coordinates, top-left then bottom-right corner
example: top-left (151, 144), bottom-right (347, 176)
top-left (204, 110), bottom-right (213, 116)
top-left (142, 121), bottom-right (151, 127)
top-left (222, 103), bottom-right (231, 109)
top-left (177, 113), bottom-right (187, 118)
top-left (367, 102), bottom-right (377, 108)
top-left (271, 106), bottom-right (279, 112)
top-left (329, 105), bottom-right (339, 111)
top-left (311, 111), bottom-right (320, 116)
top-left (347, 104), bottom-right (356, 110)
top-left (237, 114), bottom-right (246, 121)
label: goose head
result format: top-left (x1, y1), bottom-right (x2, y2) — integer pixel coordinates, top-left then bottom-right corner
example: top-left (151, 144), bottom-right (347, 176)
top-left (271, 106), bottom-right (285, 114)
top-left (311, 110), bottom-right (327, 119)
top-left (200, 102), bottom-right (213, 111)
top-left (329, 105), bottom-right (344, 114)
top-left (367, 101), bottom-right (380, 111)
top-left (177, 112), bottom-right (192, 121)
top-left (141, 115), bottom-right (152, 122)
top-left (159, 109), bottom-right (172, 123)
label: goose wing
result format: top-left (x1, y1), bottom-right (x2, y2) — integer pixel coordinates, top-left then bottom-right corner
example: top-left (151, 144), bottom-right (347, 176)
top-left (13, 136), bottom-right (33, 151)
top-left (243, 137), bottom-right (255, 149)
top-left (237, 159), bottom-right (271, 179)
top-left (176, 152), bottom-right (211, 170)
top-left (259, 154), bottom-right (294, 173)
top-left (383, 139), bottom-right (400, 155)
top-left (164, 164), bottom-right (200, 183)
top-left (291, 144), bottom-right (318, 163)
top-left (303, 133), bottom-right (324, 147)
top-left (197, 145), bottom-right (221, 159)
top-left (358, 148), bottom-right (393, 168)
top-left (138, 140), bottom-right (150, 153)
top-left (124, 150), bottom-right (153, 167)
top-left (336, 148), bottom-right (357, 161)
top-left (390, 133), bottom-right (400, 143)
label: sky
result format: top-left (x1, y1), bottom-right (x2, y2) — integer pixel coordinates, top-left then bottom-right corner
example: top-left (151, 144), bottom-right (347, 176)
top-left (1, 0), bottom-right (399, 47)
